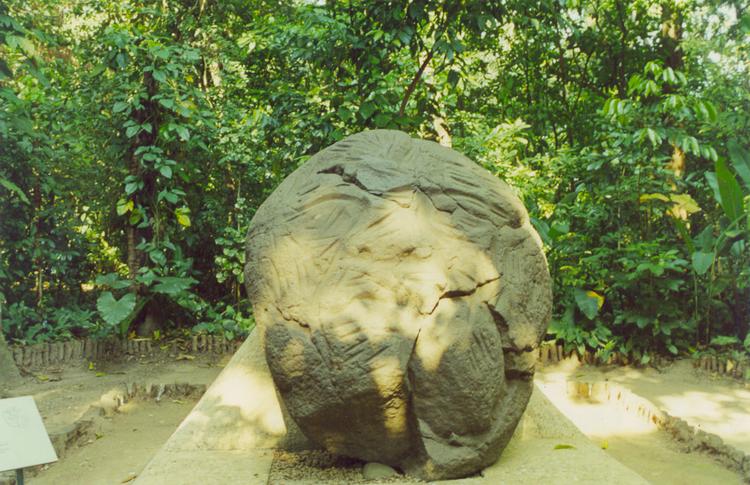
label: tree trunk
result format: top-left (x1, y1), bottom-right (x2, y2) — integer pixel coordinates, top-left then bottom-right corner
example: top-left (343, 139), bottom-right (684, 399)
top-left (128, 70), bottom-right (161, 335)
top-left (661, 2), bottom-right (685, 187)
top-left (0, 321), bottom-right (21, 389)
top-left (432, 117), bottom-right (452, 147)
top-left (32, 172), bottom-right (44, 307)
top-left (398, 49), bottom-right (435, 117)
top-left (660, 1), bottom-right (683, 70)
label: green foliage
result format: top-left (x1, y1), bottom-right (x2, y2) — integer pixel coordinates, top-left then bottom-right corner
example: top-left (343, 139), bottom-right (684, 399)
top-left (96, 292), bottom-right (136, 330)
top-left (0, 0), bottom-right (747, 359)
top-left (2, 301), bottom-right (100, 344)
top-left (192, 303), bottom-right (255, 341)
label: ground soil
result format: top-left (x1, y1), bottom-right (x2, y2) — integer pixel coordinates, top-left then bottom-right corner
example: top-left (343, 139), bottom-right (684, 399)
top-left (1, 352), bottom-right (225, 485)
top-left (31, 400), bottom-right (196, 485)
top-left (537, 359), bottom-right (748, 484)
top-left (3, 353), bottom-right (747, 484)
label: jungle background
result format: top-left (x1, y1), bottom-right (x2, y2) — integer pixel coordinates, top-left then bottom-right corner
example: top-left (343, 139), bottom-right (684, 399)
top-left (1, 0), bottom-right (748, 364)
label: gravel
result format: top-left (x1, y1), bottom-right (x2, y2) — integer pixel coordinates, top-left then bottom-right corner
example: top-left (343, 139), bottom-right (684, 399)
top-left (268, 450), bottom-right (422, 484)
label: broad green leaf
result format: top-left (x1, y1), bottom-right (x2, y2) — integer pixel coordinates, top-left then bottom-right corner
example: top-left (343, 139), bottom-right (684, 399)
top-left (116, 198), bottom-right (133, 215)
top-left (530, 217), bottom-right (551, 246)
top-left (136, 270), bottom-right (157, 286)
top-left (695, 226), bottom-right (714, 251)
top-left (359, 101), bottom-right (376, 120)
top-left (574, 288), bottom-right (603, 320)
top-left (704, 172), bottom-right (721, 206)
top-left (646, 128), bottom-right (660, 147)
top-left (18, 37), bottom-right (35, 56)
top-left (639, 193), bottom-right (669, 203)
top-left (695, 101), bottom-right (709, 121)
top-left (152, 276), bottom-right (196, 295)
top-left (715, 158), bottom-right (745, 222)
top-left (149, 249), bottom-right (167, 266)
top-left (97, 292), bottom-right (136, 326)
top-left (175, 207), bottom-right (191, 227)
top-left (129, 209), bottom-right (142, 225)
top-left (95, 273), bottom-right (119, 286)
top-left (113, 101), bottom-right (129, 113)
top-left (158, 98), bottom-right (174, 109)
top-left (174, 125), bottom-right (189, 141)
top-left (669, 193), bottom-right (701, 216)
top-left (550, 221), bottom-right (570, 235)
top-left (126, 125), bottom-right (140, 138)
top-left (95, 273), bottom-right (133, 290)
top-left (704, 101), bottom-right (718, 122)
top-left (177, 213), bottom-right (191, 226)
top-left (641, 263), bottom-right (664, 276)
top-left (662, 67), bottom-right (676, 84)
top-left (90, 63), bottom-right (106, 76)
top-left (710, 335), bottom-right (740, 346)
top-left (153, 69), bottom-right (167, 83)
top-left (686, 137), bottom-right (700, 155)
top-left (730, 239), bottom-right (746, 258)
top-left (373, 113), bottom-right (392, 128)
top-left (728, 141), bottom-right (750, 189)
top-left (158, 190), bottom-right (179, 204)
top-left (7, 35), bottom-right (36, 56)
top-left (337, 106), bottom-right (353, 121)
top-left (691, 251), bottom-right (714, 275)
top-left (159, 165), bottom-right (172, 178)
top-left (0, 178), bottom-right (30, 204)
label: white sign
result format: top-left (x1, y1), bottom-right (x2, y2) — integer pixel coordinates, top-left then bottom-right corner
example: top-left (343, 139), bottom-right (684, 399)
top-left (0, 396), bottom-right (58, 472)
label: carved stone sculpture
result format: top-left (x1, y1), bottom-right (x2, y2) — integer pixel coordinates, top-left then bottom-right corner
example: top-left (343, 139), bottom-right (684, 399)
top-left (244, 130), bottom-right (552, 480)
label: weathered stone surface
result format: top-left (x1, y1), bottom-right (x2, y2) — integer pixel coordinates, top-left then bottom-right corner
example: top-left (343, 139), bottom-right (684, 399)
top-left (244, 130), bottom-right (552, 480)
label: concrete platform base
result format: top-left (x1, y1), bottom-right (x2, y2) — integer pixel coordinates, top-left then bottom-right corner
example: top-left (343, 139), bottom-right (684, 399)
top-left (135, 330), bottom-right (647, 484)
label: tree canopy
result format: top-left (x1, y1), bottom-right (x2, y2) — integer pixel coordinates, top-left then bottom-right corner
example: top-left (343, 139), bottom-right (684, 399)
top-left (1, 0), bottom-right (749, 362)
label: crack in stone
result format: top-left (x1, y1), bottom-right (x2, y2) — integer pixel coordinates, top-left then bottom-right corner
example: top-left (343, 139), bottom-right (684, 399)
top-left (318, 165), bottom-right (425, 210)
top-left (504, 369), bottom-right (534, 380)
top-left (318, 165), bottom-right (382, 195)
top-left (405, 328), bottom-right (421, 394)
top-left (426, 276), bottom-right (500, 315)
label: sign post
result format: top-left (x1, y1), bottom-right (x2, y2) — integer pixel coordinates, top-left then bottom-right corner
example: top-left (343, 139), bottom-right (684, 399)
top-left (0, 396), bottom-right (58, 483)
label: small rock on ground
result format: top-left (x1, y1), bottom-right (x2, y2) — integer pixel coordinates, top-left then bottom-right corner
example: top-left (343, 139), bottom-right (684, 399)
top-left (363, 462), bottom-right (399, 480)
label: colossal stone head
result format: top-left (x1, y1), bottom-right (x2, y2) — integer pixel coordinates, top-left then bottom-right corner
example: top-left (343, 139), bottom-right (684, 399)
top-left (244, 130), bottom-right (552, 480)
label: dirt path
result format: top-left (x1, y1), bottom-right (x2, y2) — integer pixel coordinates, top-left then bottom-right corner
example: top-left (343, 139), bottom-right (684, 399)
top-left (537, 359), bottom-right (747, 484)
top-left (29, 400), bottom-right (195, 485)
top-left (586, 359), bottom-right (750, 454)
top-left (5, 352), bottom-right (748, 485)
top-left (5, 355), bottom-right (223, 428)
top-left (2, 355), bottom-right (225, 485)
